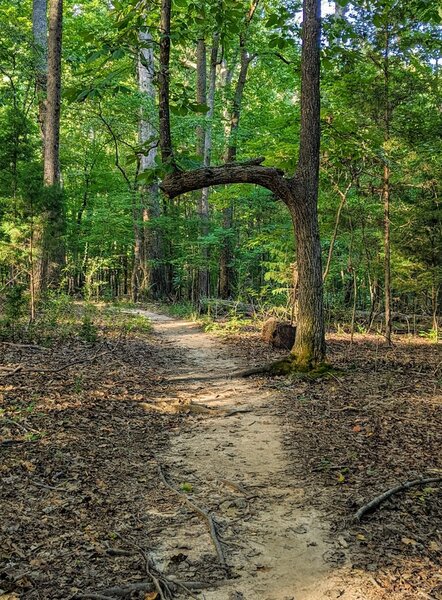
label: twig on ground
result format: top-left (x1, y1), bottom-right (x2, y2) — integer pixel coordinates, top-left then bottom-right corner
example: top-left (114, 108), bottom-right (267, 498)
top-left (0, 439), bottom-right (35, 446)
top-left (1, 417), bottom-right (40, 434)
top-left (119, 536), bottom-right (170, 600)
top-left (0, 345), bottom-right (114, 378)
top-left (0, 341), bottom-right (48, 351)
top-left (31, 480), bottom-right (69, 492)
top-left (354, 477), bottom-right (442, 521)
top-left (155, 460), bottom-right (228, 570)
top-left (75, 580), bottom-right (210, 598)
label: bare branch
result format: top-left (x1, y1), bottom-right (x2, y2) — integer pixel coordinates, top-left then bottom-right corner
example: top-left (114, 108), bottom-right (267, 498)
top-left (160, 159), bottom-right (292, 202)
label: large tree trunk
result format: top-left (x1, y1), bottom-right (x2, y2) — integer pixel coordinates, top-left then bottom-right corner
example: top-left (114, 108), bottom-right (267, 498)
top-left (288, 0), bottom-right (325, 366)
top-left (33, 0), bottom-right (65, 298)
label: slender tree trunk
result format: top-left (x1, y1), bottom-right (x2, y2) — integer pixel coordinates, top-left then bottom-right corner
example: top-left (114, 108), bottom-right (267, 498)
top-left (198, 37), bottom-right (218, 298)
top-left (134, 30), bottom-right (165, 301)
top-left (32, 0), bottom-right (47, 140)
top-left (383, 163), bottom-right (392, 344)
top-left (219, 38), bottom-right (254, 299)
top-left (323, 181), bottom-right (351, 282)
top-left (33, 0), bottom-right (64, 298)
top-left (382, 24), bottom-right (392, 345)
top-left (196, 37), bottom-right (209, 298)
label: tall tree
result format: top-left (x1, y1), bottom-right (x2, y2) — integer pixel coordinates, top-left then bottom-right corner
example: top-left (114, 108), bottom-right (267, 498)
top-left (133, 30), bottom-right (165, 300)
top-left (159, 0), bottom-right (326, 368)
top-left (219, 1), bottom-right (258, 299)
top-left (32, 0), bottom-right (47, 139)
top-left (33, 0), bottom-right (64, 297)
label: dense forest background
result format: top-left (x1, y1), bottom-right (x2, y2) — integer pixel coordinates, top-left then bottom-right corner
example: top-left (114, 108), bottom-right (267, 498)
top-left (0, 0), bottom-right (440, 337)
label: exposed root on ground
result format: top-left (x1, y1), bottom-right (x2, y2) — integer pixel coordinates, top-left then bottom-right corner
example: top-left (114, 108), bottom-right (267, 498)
top-left (155, 458), bottom-right (229, 571)
top-left (235, 357), bottom-right (337, 379)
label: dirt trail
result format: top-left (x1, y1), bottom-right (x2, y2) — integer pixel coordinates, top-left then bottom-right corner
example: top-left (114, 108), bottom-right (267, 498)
top-left (136, 310), bottom-right (365, 600)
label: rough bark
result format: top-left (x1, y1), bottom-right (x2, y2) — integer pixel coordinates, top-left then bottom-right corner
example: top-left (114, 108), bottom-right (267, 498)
top-left (33, 0), bottom-right (64, 297)
top-left (44, 0), bottom-right (62, 187)
top-left (161, 159), bottom-right (290, 200)
top-left (158, 0), bottom-right (173, 164)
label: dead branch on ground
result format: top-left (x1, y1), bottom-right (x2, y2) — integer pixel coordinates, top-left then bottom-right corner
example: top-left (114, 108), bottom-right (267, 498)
top-left (355, 477), bottom-right (442, 521)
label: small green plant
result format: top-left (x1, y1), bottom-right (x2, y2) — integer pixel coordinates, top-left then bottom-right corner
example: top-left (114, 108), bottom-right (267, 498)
top-left (79, 314), bottom-right (98, 342)
top-left (419, 328), bottom-right (439, 343)
top-left (123, 314), bottom-right (152, 334)
top-left (73, 375), bottom-right (84, 394)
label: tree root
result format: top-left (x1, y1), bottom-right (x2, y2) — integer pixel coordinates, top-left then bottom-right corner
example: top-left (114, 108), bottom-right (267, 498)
top-left (354, 476), bottom-right (442, 521)
top-left (75, 580), bottom-right (211, 599)
top-left (234, 357), bottom-right (336, 379)
top-left (156, 460), bottom-right (228, 571)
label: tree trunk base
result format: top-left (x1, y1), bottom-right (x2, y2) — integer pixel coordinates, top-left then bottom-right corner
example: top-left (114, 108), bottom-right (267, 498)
top-left (236, 356), bottom-right (337, 379)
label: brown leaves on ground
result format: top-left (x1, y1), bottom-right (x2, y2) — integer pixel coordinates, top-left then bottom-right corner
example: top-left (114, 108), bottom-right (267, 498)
top-left (0, 311), bottom-right (192, 599)
top-left (223, 330), bottom-right (442, 600)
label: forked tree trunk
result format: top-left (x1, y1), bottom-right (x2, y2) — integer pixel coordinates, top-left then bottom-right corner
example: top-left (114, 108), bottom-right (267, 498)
top-left (159, 0), bottom-right (326, 368)
top-left (33, 0), bottom-right (65, 298)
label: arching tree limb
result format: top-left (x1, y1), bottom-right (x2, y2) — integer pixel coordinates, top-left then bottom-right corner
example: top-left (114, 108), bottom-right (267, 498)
top-left (160, 160), bottom-right (292, 202)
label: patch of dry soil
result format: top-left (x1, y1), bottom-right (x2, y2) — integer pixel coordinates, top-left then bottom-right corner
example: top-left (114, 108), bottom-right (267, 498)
top-left (135, 310), bottom-right (373, 600)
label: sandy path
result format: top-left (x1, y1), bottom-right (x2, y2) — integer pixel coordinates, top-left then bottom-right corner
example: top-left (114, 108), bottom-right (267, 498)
top-left (135, 310), bottom-right (364, 600)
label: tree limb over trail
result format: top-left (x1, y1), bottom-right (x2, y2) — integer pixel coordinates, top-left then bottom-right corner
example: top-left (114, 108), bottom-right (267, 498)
top-left (160, 157), bottom-right (293, 203)
top-left (157, 0), bottom-right (326, 369)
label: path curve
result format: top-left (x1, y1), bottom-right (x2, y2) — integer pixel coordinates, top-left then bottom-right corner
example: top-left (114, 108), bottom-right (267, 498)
top-left (135, 310), bottom-right (363, 600)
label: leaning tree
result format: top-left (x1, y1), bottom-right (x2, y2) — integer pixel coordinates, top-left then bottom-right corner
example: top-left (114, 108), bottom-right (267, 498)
top-left (159, 0), bottom-right (326, 369)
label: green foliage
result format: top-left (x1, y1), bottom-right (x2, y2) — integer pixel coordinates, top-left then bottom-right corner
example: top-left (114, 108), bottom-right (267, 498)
top-left (79, 314), bottom-right (98, 342)
top-left (0, 0), bottom-right (439, 333)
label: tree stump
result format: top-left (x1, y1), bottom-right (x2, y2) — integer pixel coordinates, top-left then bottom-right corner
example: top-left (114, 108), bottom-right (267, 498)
top-left (262, 318), bottom-right (296, 350)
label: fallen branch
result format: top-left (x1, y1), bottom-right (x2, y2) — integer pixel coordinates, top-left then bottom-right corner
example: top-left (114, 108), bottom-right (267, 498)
top-left (156, 460), bottom-right (228, 570)
top-left (354, 477), bottom-right (442, 521)
top-left (1, 417), bottom-right (40, 434)
top-left (0, 345), bottom-right (115, 378)
top-left (0, 341), bottom-right (48, 351)
top-left (0, 439), bottom-right (36, 447)
top-left (75, 580), bottom-right (211, 598)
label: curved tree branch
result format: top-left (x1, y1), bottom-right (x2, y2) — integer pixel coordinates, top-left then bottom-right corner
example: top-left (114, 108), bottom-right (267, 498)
top-left (160, 159), bottom-right (293, 202)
